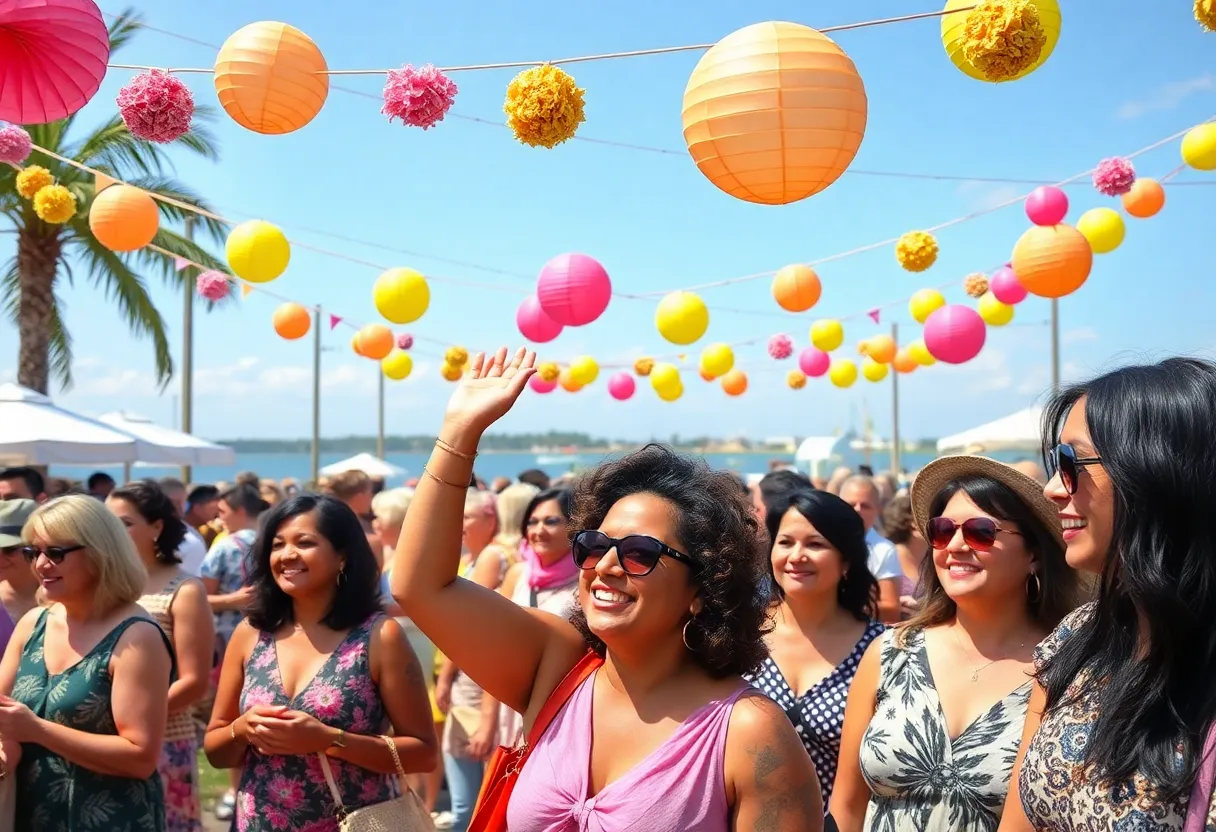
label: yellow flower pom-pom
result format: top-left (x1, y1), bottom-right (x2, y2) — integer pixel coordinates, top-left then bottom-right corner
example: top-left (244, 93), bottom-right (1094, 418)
top-left (16, 166), bottom-right (54, 199)
top-left (1197, 0), bottom-right (1216, 31)
top-left (33, 185), bottom-right (77, 224)
top-left (440, 362), bottom-right (463, 382)
top-left (537, 361), bottom-right (560, 383)
top-left (504, 65), bottom-right (586, 149)
top-left (963, 272), bottom-right (990, 298)
top-left (787, 370), bottom-right (807, 390)
top-left (444, 345), bottom-right (468, 367)
top-left (962, 0), bottom-right (1048, 82)
top-left (896, 231), bottom-right (939, 272)
top-left (634, 357), bottom-right (655, 377)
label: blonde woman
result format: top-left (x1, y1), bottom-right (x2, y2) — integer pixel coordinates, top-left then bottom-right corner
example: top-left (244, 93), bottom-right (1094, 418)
top-left (0, 495), bottom-right (173, 831)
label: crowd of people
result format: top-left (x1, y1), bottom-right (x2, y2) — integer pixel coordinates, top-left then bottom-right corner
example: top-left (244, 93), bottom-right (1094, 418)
top-left (0, 348), bottom-right (1214, 832)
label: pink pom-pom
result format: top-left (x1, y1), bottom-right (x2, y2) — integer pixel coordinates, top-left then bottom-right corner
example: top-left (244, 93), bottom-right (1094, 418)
top-left (0, 125), bottom-right (32, 164)
top-left (1092, 157), bottom-right (1136, 197)
top-left (767, 333), bottom-right (794, 360)
top-left (382, 64), bottom-right (458, 130)
top-left (396, 333), bottom-right (413, 350)
top-left (196, 271), bottom-right (230, 301)
top-left (116, 71), bottom-right (194, 143)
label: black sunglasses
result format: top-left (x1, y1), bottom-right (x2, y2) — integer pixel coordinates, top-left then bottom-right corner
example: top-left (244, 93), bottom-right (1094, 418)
top-left (1045, 443), bottom-right (1102, 495)
top-left (526, 516), bottom-right (565, 528)
top-left (21, 544), bottom-right (84, 564)
top-left (572, 530), bottom-right (697, 577)
top-left (928, 517), bottom-right (1022, 551)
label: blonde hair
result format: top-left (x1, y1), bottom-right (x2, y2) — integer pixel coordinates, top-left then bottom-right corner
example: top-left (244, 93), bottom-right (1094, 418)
top-left (492, 482), bottom-right (540, 552)
top-left (372, 487), bottom-right (414, 530)
top-left (24, 494), bottom-right (147, 616)
top-left (465, 488), bottom-right (497, 517)
top-left (327, 470), bottom-right (371, 500)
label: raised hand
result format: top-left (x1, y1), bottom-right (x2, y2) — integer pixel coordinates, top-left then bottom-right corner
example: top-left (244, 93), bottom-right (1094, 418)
top-left (443, 347), bottom-right (537, 435)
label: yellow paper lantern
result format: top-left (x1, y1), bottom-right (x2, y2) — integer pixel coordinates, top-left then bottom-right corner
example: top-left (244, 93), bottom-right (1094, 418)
top-left (787, 370), bottom-right (807, 389)
top-left (559, 368), bottom-right (583, 393)
top-left (1182, 124), bottom-right (1216, 171)
top-left (908, 340), bottom-right (937, 367)
top-left (89, 185), bottom-right (159, 251)
top-left (356, 324), bottom-right (394, 360)
top-left (682, 22), bottom-right (867, 206)
top-left (977, 292), bottom-right (1015, 326)
top-left (570, 356), bottom-right (599, 386)
top-left (226, 220), bottom-right (290, 283)
top-left (657, 382), bottom-right (684, 402)
top-left (909, 288), bottom-right (947, 324)
top-left (829, 358), bottom-right (858, 388)
top-left (721, 369), bottom-right (748, 397)
top-left (273, 302), bottom-right (311, 340)
top-left (373, 267), bottom-right (430, 325)
top-left (382, 349), bottom-right (413, 381)
top-left (941, 0), bottom-right (1061, 83)
top-left (893, 348), bottom-right (918, 374)
top-left (700, 343), bottom-right (735, 378)
top-left (656, 291), bottom-right (709, 345)
top-left (861, 359), bottom-right (889, 383)
top-left (1076, 207), bottom-right (1125, 255)
top-left (810, 319), bottom-right (844, 352)
top-left (650, 363), bottom-right (681, 394)
top-left (440, 362), bottom-right (463, 382)
top-left (863, 334), bottom-right (897, 364)
top-left (214, 22), bottom-right (329, 135)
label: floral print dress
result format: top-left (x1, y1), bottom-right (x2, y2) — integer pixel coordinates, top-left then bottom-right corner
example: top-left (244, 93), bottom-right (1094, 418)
top-left (858, 628), bottom-right (1031, 832)
top-left (236, 614), bottom-right (399, 832)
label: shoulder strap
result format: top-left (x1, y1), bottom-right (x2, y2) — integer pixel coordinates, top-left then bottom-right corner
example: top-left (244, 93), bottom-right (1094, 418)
top-left (525, 651), bottom-right (602, 747)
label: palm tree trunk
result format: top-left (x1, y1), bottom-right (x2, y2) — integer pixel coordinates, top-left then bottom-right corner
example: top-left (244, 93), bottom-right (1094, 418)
top-left (16, 227), bottom-right (61, 394)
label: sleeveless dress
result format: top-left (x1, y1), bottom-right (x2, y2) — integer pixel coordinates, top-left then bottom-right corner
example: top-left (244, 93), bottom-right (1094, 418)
top-left (12, 611), bottom-right (172, 831)
top-left (235, 614), bottom-right (399, 832)
top-left (746, 619), bottom-right (886, 810)
top-left (506, 669), bottom-right (747, 831)
top-left (858, 628), bottom-right (1031, 832)
top-left (139, 574), bottom-right (205, 832)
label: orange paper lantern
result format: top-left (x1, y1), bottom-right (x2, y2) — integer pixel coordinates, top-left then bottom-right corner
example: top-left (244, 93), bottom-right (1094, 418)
top-left (682, 22), bottom-right (868, 206)
top-left (1121, 178), bottom-right (1166, 219)
top-left (893, 348), bottom-right (918, 374)
top-left (721, 369), bottom-right (748, 396)
top-left (355, 324), bottom-right (394, 360)
top-left (273, 302), bottom-right (311, 340)
top-left (214, 22), bottom-right (329, 135)
top-left (1010, 224), bottom-right (1093, 300)
top-left (88, 185), bottom-right (159, 251)
top-left (771, 264), bottom-right (822, 312)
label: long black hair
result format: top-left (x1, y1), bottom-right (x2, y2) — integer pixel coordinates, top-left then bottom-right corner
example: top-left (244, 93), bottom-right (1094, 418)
top-left (1038, 357), bottom-right (1216, 799)
top-left (764, 488), bottom-right (877, 621)
top-left (109, 479), bottom-right (188, 564)
top-left (245, 494), bottom-right (383, 632)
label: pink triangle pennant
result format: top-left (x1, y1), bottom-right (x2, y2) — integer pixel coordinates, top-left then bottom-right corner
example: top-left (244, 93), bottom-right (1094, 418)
top-left (867, 308), bottom-right (881, 324)
top-left (173, 256), bottom-right (190, 272)
top-left (328, 314), bottom-right (342, 331)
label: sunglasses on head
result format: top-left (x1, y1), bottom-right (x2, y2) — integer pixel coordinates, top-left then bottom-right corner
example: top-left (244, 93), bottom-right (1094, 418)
top-left (1045, 443), bottom-right (1102, 495)
top-left (928, 517), bottom-right (1022, 552)
top-left (572, 530), bottom-right (697, 577)
top-left (21, 544), bottom-right (84, 564)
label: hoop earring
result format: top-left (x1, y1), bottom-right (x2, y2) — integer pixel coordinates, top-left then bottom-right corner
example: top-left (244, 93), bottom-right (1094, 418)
top-left (682, 619), bottom-right (696, 652)
top-left (1026, 572), bottom-right (1041, 604)
top-left (336, 568), bottom-right (347, 587)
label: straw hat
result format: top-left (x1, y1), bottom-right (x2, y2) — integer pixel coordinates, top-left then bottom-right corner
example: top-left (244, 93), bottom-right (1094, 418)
top-left (910, 455), bottom-right (1063, 548)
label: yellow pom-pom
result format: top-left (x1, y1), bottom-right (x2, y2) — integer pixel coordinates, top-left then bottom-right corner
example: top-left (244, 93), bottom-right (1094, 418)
top-left (16, 166), bottom-right (54, 199)
top-left (537, 361), bottom-right (560, 383)
top-left (963, 272), bottom-right (990, 298)
top-left (504, 65), bottom-right (586, 149)
top-left (33, 185), bottom-right (77, 224)
top-left (896, 231), bottom-right (939, 272)
top-left (444, 346), bottom-right (468, 367)
top-left (1196, 0), bottom-right (1216, 31)
top-left (787, 370), bottom-right (807, 390)
top-left (440, 362), bottom-right (463, 382)
top-left (634, 357), bottom-right (655, 377)
top-left (961, 0), bottom-right (1047, 82)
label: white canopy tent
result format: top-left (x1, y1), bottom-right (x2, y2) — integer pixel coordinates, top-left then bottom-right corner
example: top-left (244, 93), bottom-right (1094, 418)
top-left (320, 452), bottom-right (405, 480)
top-left (0, 383), bottom-right (143, 465)
top-left (936, 406), bottom-right (1044, 455)
top-left (98, 412), bottom-right (236, 468)
top-left (794, 432), bottom-right (864, 480)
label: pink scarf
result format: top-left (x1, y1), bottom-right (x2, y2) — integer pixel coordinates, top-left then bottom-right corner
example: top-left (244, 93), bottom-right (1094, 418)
top-left (520, 540), bottom-right (578, 590)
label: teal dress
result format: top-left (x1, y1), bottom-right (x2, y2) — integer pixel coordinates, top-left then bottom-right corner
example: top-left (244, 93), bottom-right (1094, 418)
top-left (12, 610), bottom-right (172, 831)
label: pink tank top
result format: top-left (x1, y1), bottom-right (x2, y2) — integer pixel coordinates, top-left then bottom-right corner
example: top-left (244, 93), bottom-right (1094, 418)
top-left (506, 669), bottom-right (746, 832)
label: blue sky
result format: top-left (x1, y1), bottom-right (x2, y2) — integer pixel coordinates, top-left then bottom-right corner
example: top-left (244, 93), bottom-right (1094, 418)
top-left (1, 0), bottom-right (1213, 443)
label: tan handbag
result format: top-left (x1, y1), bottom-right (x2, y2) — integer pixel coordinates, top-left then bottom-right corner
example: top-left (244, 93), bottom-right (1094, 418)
top-left (318, 735), bottom-right (434, 832)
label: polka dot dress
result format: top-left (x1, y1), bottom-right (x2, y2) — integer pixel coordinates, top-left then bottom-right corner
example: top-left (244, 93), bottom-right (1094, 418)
top-left (746, 619), bottom-right (886, 810)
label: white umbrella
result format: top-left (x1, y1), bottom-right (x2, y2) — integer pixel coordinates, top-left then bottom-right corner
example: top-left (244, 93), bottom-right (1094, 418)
top-left (320, 452), bottom-right (405, 479)
top-left (936, 407), bottom-right (1044, 455)
top-left (98, 412), bottom-right (236, 468)
top-left (0, 383), bottom-right (143, 465)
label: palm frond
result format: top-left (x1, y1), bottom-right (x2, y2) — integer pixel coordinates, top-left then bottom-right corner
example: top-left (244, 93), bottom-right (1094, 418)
top-left (1, 257), bottom-right (17, 324)
top-left (107, 8), bottom-right (146, 54)
top-left (131, 226), bottom-right (231, 312)
top-left (47, 293), bottom-right (74, 389)
top-left (123, 175), bottom-right (228, 243)
top-left (71, 115), bottom-right (167, 178)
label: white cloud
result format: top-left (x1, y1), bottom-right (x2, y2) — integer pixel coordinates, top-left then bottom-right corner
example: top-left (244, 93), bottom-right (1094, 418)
top-left (1117, 74), bottom-right (1214, 120)
top-left (1061, 326), bottom-right (1099, 345)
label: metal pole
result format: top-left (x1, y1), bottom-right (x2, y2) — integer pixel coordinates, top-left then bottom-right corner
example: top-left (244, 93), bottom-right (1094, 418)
top-left (1050, 299), bottom-right (1061, 393)
top-left (311, 306), bottom-right (322, 484)
top-left (890, 322), bottom-right (902, 473)
top-left (180, 215), bottom-right (195, 485)
top-left (377, 369), bottom-right (385, 460)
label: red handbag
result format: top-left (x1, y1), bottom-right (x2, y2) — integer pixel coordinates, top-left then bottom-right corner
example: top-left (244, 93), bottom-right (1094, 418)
top-left (467, 651), bottom-right (602, 832)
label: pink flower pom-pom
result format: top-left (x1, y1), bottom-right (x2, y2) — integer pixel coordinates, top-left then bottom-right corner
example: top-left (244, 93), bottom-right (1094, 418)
top-left (768, 333), bottom-right (794, 360)
top-left (1092, 157), bottom-right (1136, 197)
top-left (395, 333), bottom-right (413, 350)
top-left (116, 70), bottom-right (195, 143)
top-left (0, 125), bottom-right (32, 164)
top-left (196, 270), bottom-right (230, 301)
top-left (382, 64), bottom-right (458, 130)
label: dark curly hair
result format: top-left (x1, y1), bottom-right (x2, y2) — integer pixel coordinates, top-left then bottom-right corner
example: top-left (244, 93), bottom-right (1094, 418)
top-left (567, 444), bottom-right (770, 678)
top-left (109, 479), bottom-right (188, 564)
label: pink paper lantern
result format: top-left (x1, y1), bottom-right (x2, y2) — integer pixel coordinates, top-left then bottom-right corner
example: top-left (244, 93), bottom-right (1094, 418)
top-left (0, 0), bottom-right (111, 124)
top-left (536, 253), bottom-right (612, 327)
top-left (516, 294), bottom-right (563, 343)
top-left (607, 372), bottom-right (635, 401)
top-left (1025, 186), bottom-right (1068, 226)
top-left (924, 305), bottom-right (987, 365)
top-left (528, 375), bottom-right (557, 394)
top-left (798, 347), bottom-right (830, 378)
top-left (990, 265), bottom-right (1028, 305)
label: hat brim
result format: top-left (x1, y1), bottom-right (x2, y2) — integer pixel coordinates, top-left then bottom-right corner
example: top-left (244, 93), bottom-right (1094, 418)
top-left (910, 455), bottom-right (1064, 549)
top-left (0, 533), bottom-right (22, 549)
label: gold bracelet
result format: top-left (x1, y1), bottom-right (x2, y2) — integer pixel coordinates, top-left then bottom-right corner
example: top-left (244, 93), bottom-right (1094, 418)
top-left (435, 438), bottom-right (477, 461)
top-left (423, 466), bottom-right (467, 488)
top-left (230, 720), bottom-right (241, 743)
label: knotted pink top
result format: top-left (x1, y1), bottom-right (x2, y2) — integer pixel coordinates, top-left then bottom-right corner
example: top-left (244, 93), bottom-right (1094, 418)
top-left (506, 669), bottom-right (748, 832)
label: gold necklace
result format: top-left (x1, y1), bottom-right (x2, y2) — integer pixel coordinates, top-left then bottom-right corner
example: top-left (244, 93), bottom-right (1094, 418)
top-left (952, 627), bottom-right (1025, 683)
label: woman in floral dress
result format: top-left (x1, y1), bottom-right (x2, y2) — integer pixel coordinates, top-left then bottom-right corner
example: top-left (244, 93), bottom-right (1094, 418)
top-left (203, 494), bottom-right (438, 832)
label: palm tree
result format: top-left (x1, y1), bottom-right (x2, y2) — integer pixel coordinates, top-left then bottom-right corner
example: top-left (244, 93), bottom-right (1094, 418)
top-left (0, 9), bottom-right (228, 395)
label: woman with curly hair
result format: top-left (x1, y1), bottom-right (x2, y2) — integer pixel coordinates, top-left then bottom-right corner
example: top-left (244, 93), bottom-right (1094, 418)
top-left (392, 347), bottom-right (822, 831)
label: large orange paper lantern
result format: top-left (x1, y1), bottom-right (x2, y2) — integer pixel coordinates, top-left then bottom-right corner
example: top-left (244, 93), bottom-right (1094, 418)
top-left (356, 324), bottom-right (394, 360)
top-left (88, 185), bottom-right (159, 251)
top-left (1010, 224), bottom-right (1093, 299)
top-left (214, 22), bottom-right (329, 135)
top-left (771, 264), bottom-right (822, 312)
top-left (682, 22), bottom-right (868, 206)
top-left (273, 302), bottom-right (311, 340)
